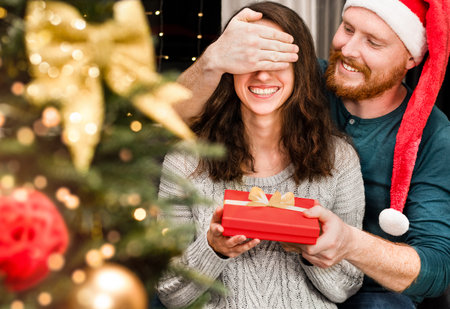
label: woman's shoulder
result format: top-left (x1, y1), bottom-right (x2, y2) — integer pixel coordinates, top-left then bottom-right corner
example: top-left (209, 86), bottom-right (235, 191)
top-left (162, 143), bottom-right (200, 177)
top-left (331, 135), bottom-right (361, 169)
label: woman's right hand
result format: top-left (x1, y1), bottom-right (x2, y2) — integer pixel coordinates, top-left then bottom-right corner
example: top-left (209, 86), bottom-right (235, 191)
top-left (207, 206), bottom-right (260, 258)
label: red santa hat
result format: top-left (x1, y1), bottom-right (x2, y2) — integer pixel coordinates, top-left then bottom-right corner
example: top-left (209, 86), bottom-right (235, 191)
top-left (343, 0), bottom-right (450, 236)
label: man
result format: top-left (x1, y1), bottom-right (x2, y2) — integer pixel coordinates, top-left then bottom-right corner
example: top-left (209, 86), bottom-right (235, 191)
top-left (174, 0), bottom-right (450, 308)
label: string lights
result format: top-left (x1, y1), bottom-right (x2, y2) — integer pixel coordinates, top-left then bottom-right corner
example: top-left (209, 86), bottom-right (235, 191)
top-left (145, 0), bottom-right (165, 71)
top-left (194, 0), bottom-right (204, 62)
top-left (145, 0), bottom-right (206, 71)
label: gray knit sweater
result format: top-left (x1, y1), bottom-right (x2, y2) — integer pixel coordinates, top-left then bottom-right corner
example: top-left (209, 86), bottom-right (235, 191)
top-left (157, 139), bottom-right (365, 309)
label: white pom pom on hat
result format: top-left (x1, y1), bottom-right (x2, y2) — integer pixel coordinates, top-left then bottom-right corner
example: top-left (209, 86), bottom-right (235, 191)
top-left (379, 208), bottom-right (410, 236)
top-left (342, 0), bottom-right (450, 236)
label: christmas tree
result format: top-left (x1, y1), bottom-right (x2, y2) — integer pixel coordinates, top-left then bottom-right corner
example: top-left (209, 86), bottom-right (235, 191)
top-left (0, 0), bottom-right (223, 308)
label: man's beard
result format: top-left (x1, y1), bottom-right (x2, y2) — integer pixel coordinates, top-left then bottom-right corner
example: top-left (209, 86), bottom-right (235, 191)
top-left (325, 50), bottom-right (406, 101)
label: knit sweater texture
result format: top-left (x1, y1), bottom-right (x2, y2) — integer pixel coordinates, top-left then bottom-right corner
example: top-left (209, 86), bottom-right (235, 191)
top-left (157, 138), bottom-right (365, 309)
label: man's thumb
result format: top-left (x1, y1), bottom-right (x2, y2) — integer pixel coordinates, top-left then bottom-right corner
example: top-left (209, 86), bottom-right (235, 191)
top-left (303, 205), bottom-right (323, 218)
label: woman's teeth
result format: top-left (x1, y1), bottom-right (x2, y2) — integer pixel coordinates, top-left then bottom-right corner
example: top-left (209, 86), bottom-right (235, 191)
top-left (249, 87), bottom-right (278, 95)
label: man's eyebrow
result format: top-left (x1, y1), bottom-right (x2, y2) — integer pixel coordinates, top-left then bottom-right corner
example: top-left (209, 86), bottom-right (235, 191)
top-left (342, 19), bottom-right (387, 44)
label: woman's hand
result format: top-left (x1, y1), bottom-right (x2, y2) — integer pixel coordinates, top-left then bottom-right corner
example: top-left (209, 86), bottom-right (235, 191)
top-left (207, 206), bottom-right (260, 258)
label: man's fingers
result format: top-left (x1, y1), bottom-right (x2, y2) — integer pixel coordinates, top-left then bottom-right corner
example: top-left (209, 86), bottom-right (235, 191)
top-left (252, 61), bottom-right (289, 72)
top-left (253, 22), bottom-right (295, 44)
top-left (251, 58), bottom-right (297, 73)
top-left (234, 8), bottom-right (263, 23)
top-left (234, 11), bottom-right (295, 44)
top-left (303, 205), bottom-right (333, 222)
top-left (256, 47), bottom-right (298, 62)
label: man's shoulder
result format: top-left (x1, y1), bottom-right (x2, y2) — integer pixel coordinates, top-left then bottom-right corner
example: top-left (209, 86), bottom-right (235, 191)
top-left (427, 105), bottom-right (449, 124)
top-left (317, 58), bottom-right (341, 109)
top-left (415, 106), bottom-right (450, 166)
top-left (318, 58), bottom-right (329, 74)
top-left (422, 106), bottom-right (450, 140)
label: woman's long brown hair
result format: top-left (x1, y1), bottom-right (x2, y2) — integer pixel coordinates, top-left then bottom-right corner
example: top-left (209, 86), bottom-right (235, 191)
top-left (190, 1), bottom-right (343, 184)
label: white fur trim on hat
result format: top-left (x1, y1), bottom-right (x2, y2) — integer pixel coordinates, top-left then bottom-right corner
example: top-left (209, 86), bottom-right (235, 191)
top-left (343, 0), bottom-right (427, 64)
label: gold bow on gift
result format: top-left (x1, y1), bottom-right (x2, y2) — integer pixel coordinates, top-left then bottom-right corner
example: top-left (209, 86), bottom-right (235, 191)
top-left (25, 0), bottom-right (194, 172)
top-left (247, 187), bottom-right (295, 209)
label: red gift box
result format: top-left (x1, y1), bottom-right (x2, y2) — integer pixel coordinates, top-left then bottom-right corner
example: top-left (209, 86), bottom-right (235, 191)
top-left (221, 188), bottom-right (320, 244)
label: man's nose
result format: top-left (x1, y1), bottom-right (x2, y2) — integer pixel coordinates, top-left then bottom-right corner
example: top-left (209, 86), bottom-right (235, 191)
top-left (341, 35), bottom-right (361, 59)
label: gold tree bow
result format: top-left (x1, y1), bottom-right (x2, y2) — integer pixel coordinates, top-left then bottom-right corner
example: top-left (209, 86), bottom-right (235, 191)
top-left (247, 187), bottom-right (295, 209)
top-left (24, 0), bottom-right (194, 172)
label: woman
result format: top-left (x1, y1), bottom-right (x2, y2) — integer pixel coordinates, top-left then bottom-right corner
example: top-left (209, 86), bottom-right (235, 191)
top-left (156, 2), bottom-right (365, 308)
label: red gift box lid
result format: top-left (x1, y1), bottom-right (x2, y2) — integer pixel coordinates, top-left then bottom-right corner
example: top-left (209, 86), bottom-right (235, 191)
top-left (221, 189), bottom-right (320, 244)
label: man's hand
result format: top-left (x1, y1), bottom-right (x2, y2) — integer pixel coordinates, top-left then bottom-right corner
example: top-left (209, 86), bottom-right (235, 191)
top-left (207, 207), bottom-right (260, 258)
top-left (203, 8), bottom-right (299, 76)
top-left (281, 205), bottom-right (355, 268)
top-left (282, 205), bottom-right (422, 291)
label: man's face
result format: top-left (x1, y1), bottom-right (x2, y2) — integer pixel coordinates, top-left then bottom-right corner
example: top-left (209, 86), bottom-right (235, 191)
top-left (325, 7), bottom-right (415, 101)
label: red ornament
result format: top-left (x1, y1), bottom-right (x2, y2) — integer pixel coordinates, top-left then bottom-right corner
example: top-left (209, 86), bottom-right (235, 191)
top-left (0, 189), bottom-right (69, 291)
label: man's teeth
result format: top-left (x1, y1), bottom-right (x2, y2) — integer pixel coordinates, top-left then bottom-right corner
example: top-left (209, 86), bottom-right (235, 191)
top-left (343, 62), bottom-right (359, 72)
top-left (249, 87), bottom-right (278, 95)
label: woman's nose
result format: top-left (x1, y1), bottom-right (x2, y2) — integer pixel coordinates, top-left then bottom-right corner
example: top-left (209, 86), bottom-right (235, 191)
top-left (254, 70), bottom-right (272, 81)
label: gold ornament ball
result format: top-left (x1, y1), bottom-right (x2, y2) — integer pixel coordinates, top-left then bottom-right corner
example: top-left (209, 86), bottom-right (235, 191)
top-left (67, 263), bottom-right (148, 309)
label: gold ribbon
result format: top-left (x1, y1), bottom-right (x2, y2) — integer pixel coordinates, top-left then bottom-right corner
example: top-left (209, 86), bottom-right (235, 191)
top-left (24, 0), bottom-right (194, 172)
top-left (247, 187), bottom-right (295, 209)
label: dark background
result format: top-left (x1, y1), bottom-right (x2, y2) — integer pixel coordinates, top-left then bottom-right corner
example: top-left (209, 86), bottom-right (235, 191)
top-left (142, 0), bottom-right (221, 73)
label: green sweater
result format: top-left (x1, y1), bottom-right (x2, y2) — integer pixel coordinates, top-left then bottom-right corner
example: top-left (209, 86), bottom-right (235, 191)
top-left (322, 60), bottom-right (450, 303)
